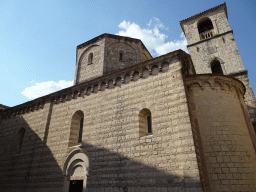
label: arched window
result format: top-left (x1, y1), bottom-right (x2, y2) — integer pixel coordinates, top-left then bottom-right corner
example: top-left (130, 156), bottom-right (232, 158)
top-left (119, 51), bottom-right (124, 61)
top-left (198, 18), bottom-right (214, 40)
top-left (211, 60), bottom-right (223, 75)
top-left (69, 111), bottom-right (84, 147)
top-left (88, 53), bottom-right (93, 64)
top-left (139, 108), bottom-right (152, 137)
top-left (17, 128), bottom-right (25, 154)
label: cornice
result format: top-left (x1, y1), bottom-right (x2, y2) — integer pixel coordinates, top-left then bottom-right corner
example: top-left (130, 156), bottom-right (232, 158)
top-left (1, 50), bottom-right (189, 120)
top-left (187, 30), bottom-right (233, 48)
top-left (185, 74), bottom-right (246, 96)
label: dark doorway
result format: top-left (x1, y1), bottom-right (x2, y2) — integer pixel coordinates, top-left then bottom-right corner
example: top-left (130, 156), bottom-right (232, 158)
top-left (69, 180), bottom-right (83, 192)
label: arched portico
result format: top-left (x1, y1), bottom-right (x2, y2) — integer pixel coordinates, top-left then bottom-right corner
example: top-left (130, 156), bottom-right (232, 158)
top-left (63, 150), bottom-right (89, 192)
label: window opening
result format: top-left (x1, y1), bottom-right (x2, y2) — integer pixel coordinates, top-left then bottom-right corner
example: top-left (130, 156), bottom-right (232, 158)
top-left (17, 128), bottom-right (25, 154)
top-left (147, 115), bottom-right (152, 133)
top-left (119, 52), bottom-right (123, 61)
top-left (88, 53), bottom-right (93, 64)
top-left (211, 60), bottom-right (223, 74)
top-left (139, 108), bottom-right (152, 137)
top-left (69, 111), bottom-right (84, 147)
top-left (78, 118), bottom-right (84, 143)
top-left (198, 19), bottom-right (214, 40)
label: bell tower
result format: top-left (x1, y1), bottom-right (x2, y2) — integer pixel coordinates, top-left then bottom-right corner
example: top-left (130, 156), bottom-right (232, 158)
top-left (180, 3), bottom-right (256, 131)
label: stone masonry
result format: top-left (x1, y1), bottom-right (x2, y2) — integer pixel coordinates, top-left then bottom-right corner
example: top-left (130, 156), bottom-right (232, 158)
top-left (1, 3), bottom-right (256, 192)
top-left (180, 2), bottom-right (256, 133)
top-left (74, 34), bottom-right (152, 85)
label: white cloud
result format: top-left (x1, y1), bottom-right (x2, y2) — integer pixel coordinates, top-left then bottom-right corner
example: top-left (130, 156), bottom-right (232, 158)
top-left (21, 80), bottom-right (73, 99)
top-left (116, 18), bottom-right (188, 56)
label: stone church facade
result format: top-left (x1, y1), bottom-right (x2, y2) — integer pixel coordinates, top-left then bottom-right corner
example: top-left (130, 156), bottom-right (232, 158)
top-left (0, 3), bottom-right (256, 192)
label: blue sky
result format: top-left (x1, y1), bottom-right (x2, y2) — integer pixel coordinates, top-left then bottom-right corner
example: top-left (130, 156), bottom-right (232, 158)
top-left (1, 0), bottom-right (256, 107)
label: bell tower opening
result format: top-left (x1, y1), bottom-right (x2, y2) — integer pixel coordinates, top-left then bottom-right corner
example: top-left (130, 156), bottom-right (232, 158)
top-left (198, 18), bottom-right (214, 40)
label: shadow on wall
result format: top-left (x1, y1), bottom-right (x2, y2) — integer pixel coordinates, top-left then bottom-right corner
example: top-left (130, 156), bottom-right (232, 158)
top-left (0, 116), bottom-right (64, 192)
top-left (78, 141), bottom-right (202, 191)
top-left (0, 116), bottom-right (202, 192)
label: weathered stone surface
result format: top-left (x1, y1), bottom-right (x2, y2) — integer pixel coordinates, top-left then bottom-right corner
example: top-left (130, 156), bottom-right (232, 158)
top-left (1, 3), bottom-right (256, 192)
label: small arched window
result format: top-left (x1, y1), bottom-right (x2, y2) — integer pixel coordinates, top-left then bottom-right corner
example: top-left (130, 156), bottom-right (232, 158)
top-left (119, 51), bottom-right (124, 61)
top-left (139, 108), bottom-right (152, 137)
top-left (211, 60), bottom-right (223, 75)
top-left (88, 53), bottom-right (93, 64)
top-left (17, 128), bottom-right (25, 154)
top-left (198, 18), bottom-right (214, 40)
top-left (69, 110), bottom-right (84, 147)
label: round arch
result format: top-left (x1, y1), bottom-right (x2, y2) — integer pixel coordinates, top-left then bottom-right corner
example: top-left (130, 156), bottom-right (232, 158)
top-left (208, 57), bottom-right (226, 74)
top-left (197, 17), bottom-right (213, 33)
top-left (63, 149), bottom-right (89, 192)
top-left (77, 45), bottom-right (99, 65)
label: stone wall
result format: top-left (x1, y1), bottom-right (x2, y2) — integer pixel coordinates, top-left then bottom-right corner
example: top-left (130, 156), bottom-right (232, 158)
top-left (75, 38), bottom-right (105, 84)
top-left (187, 33), bottom-right (245, 75)
top-left (49, 54), bottom-right (202, 191)
top-left (0, 51), bottom-right (203, 191)
top-left (0, 101), bottom-right (66, 192)
top-left (75, 34), bottom-right (152, 85)
top-left (181, 7), bottom-right (230, 45)
top-left (186, 75), bottom-right (256, 191)
top-left (181, 2), bottom-right (256, 134)
top-left (139, 44), bottom-right (152, 62)
top-left (234, 73), bottom-right (256, 133)
top-left (104, 40), bottom-right (139, 74)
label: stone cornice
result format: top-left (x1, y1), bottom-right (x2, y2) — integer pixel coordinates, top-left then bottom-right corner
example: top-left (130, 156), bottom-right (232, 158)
top-left (187, 30), bottom-right (233, 48)
top-left (1, 50), bottom-right (190, 120)
top-left (227, 69), bottom-right (248, 77)
top-left (185, 74), bottom-right (246, 96)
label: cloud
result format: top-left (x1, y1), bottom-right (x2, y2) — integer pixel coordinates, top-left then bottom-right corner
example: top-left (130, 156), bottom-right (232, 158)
top-left (21, 80), bottom-right (73, 99)
top-left (116, 18), bottom-right (187, 56)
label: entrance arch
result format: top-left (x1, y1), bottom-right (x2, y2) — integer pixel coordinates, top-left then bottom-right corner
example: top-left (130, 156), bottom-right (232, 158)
top-left (63, 149), bottom-right (89, 192)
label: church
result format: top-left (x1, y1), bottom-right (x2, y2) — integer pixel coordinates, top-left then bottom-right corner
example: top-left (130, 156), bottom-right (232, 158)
top-left (1, 3), bottom-right (256, 192)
